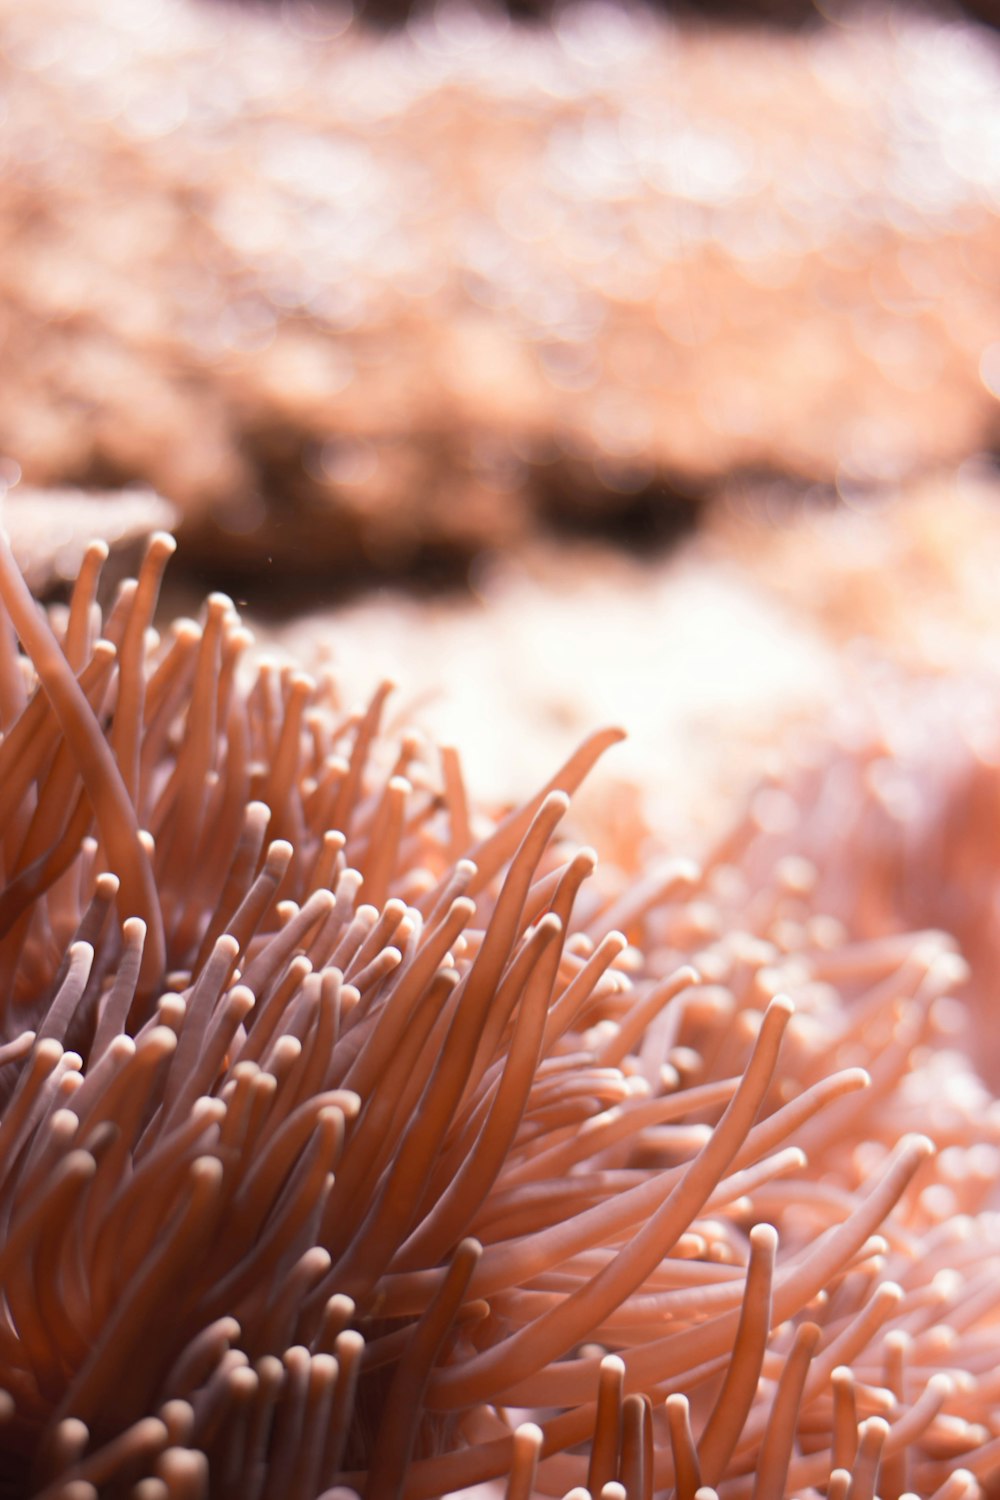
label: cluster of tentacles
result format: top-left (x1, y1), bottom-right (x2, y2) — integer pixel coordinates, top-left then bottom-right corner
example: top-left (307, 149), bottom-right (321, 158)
top-left (0, 529), bottom-right (998, 1500)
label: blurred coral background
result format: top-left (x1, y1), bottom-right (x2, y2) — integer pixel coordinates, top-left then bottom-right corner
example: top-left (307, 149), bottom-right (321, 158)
top-left (1, 0), bottom-right (1000, 836)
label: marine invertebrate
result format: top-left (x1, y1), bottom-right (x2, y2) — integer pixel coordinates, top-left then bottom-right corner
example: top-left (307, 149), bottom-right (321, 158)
top-left (0, 529), bottom-right (999, 1500)
top-left (5, 0), bottom-right (1000, 568)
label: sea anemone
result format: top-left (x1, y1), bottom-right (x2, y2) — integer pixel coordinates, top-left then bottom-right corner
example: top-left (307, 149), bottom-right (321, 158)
top-left (0, 527), bottom-right (999, 1500)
